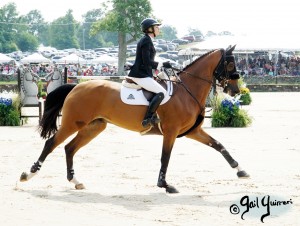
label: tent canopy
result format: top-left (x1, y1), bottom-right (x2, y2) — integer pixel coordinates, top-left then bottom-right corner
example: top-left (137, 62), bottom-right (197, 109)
top-left (91, 54), bottom-right (118, 64)
top-left (20, 53), bottom-right (51, 64)
top-left (0, 53), bottom-right (16, 63)
top-left (188, 35), bottom-right (300, 53)
top-left (56, 53), bottom-right (87, 64)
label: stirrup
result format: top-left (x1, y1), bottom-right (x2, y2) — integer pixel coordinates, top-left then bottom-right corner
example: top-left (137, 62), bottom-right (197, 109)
top-left (142, 118), bottom-right (152, 128)
top-left (151, 115), bottom-right (160, 124)
top-left (141, 115), bottom-right (160, 128)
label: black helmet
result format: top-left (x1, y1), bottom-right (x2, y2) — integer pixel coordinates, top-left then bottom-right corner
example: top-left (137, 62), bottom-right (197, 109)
top-left (141, 18), bottom-right (161, 32)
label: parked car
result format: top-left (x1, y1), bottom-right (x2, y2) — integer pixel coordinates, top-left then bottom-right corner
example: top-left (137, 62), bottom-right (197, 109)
top-left (51, 56), bottom-right (62, 63)
top-left (156, 39), bottom-right (167, 44)
top-left (94, 48), bottom-right (109, 53)
top-left (155, 44), bottom-right (169, 51)
top-left (158, 53), bottom-right (178, 62)
top-left (166, 51), bottom-right (179, 55)
top-left (154, 45), bottom-right (164, 52)
top-left (171, 39), bottom-right (189, 45)
top-left (126, 49), bottom-right (135, 57)
top-left (182, 35), bottom-right (196, 42)
top-left (195, 35), bottom-right (204, 42)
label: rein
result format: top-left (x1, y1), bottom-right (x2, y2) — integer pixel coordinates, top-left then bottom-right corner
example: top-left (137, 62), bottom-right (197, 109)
top-left (163, 49), bottom-right (230, 137)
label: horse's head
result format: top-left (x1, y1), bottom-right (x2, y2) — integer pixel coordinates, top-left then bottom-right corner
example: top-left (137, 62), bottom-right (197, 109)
top-left (214, 45), bottom-right (240, 96)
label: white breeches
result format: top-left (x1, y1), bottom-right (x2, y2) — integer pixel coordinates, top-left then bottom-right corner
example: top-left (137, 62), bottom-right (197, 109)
top-left (128, 77), bottom-right (167, 96)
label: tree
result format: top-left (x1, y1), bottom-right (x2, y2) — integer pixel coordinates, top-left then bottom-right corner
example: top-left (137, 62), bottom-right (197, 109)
top-left (91, 0), bottom-right (153, 75)
top-left (188, 28), bottom-right (203, 37)
top-left (15, 32), bottom-right (39, 52)
top-left (49, 10), bottom-right (80, 50)
top-left (79, 8), bottom-right (118, 49)
top-left (158, 25), bottom-right (178, 41)
top-left (20, 10), bottom-right (50, 45)
top-left (0, 3), bottom-right (19, 52)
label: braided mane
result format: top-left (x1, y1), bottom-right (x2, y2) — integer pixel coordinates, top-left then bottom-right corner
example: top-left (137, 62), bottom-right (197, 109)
top-left (181, 49), bottom-right (217, 71)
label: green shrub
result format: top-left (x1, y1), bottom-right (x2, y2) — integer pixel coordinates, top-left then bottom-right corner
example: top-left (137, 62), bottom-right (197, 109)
top-left (211, 95), bottom-right (252, 127)
top-left (0, 94), bottom-right (21, 126)
top-left (239, 87), bottom-right (252, 105)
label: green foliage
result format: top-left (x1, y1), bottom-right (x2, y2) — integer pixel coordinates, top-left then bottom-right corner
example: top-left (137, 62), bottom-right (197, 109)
top-left (0, 95), bottom-right (21, 126)
top-left (210, 95), bottom-right (252, 127)
top-left (239, 80), bottom-right (252, 105)
top-left (240, 92), bottom-right (252, 105)
top-left (37, 81), bottom-right (47, 98)
top-left (15, 32), bottom-right (39, 52)
top-left (158, 25), bottom-right (178, 41)
top-left (49, 10), bottom-right (80, 49)
top-left (91, 0), bottom-right (152, 43)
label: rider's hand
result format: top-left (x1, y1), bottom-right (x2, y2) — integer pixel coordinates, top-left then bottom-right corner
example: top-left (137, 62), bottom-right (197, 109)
top-left (163, 61), bottom-right (172, 68)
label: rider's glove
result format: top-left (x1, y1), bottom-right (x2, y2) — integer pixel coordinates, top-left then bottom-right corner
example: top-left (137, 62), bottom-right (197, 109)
top-left (163, 61), bottom-right (172, 68)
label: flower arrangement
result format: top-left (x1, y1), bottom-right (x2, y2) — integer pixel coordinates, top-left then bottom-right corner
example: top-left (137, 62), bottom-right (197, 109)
top-left (37, 81), bottom-right (47, 99)
top-left (0, 94), bottom-right (21, 126)
top-left (239, 87), bottom-right (252, 105)
top-left (210, 95), bottom-right (252, 127)
top-left (238, 78), bottom-right (252, 105)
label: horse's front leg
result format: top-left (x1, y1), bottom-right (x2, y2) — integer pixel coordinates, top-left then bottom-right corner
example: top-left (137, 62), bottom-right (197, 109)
top-left (187, 128), bottom-right (250, 178)
top-left (157, 133), bottom-right (179, 193)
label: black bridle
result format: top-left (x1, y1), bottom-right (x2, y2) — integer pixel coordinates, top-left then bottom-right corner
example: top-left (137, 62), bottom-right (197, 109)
top-left (213, 48), bottom-right (240, 83)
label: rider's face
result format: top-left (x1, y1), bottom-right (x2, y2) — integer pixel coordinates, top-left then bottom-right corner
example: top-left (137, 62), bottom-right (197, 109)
top-left (153, 25), bottom-right (160, 36)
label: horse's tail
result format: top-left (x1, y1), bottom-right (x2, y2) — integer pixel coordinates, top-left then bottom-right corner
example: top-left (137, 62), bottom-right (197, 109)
top-left (39, 84), bottom-right (76, 139)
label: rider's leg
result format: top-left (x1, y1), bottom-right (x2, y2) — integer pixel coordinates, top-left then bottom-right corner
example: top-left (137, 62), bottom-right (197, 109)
top-left (128, 77), bottom-right (166, 127)
top-left (142, 92), bottom-right (164, 127)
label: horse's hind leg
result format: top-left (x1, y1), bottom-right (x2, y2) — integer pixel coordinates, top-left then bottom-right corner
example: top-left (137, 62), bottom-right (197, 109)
top-left (65, 119), bottom-right (107, 189)
top-left (186, 128), bottom-right (250, 178)
top-left (20, 126), bottom-right (78, 182)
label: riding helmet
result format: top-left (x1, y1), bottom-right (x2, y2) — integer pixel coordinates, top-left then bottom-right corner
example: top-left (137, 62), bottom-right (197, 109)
top-left (141, 18), bottom-right (161, 32)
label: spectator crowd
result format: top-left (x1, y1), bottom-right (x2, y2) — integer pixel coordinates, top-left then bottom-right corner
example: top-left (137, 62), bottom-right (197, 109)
top-left (235, 52), bottom-right (300, 76)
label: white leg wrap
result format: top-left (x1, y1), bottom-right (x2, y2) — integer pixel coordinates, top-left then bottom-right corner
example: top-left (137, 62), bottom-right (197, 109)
top-left (234, 165), bottom-right (243, 172)
top-left (27, 172), bottom-right (38, 180)
top-left (70, 177), bottom-right (80, 185)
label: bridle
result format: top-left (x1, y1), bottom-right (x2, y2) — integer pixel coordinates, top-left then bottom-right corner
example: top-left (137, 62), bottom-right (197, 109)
top-left (167, 48), bottom-right (240, 114)
top-left (159, 48), bottom-right (240, 138)
top-left (177, 49), bottom-right (239, 86)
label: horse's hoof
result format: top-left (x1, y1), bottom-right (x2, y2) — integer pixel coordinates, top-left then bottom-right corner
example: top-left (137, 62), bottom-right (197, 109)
top-left (237, 170), bottom-right (250, 178)
top-left (166, 185), bottom-right (179, 194)
top-left (20, 172), bottom-right (28, 182)
top-left (75, 183), bottom-right (85, 189)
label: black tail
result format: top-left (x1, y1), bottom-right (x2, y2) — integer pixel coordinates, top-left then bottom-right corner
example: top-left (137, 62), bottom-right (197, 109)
top-left (39, 84), bottom-right (76, 139)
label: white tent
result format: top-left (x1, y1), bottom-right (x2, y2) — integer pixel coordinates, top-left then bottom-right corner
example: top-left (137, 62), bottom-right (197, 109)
top-left (56, 53), bottom-right (88, 64)
top-left (91, 54), bottom-right (118, 64)
top-left (0, 53), bottom-right (15, 63)
top-left (20, 53), bottom-right (51, 64)
top-left (190, 35), bottom-right (300, 52)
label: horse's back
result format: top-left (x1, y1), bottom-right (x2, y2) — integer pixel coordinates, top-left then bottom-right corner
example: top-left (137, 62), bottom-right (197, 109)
top-left (61, 80), bottom-right (122, 121)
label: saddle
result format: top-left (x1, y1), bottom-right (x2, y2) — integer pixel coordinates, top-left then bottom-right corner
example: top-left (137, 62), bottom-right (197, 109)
top-left (120, 72), bottom-right (173, 106)
top-left (124, 74), bottom-right (167, 101)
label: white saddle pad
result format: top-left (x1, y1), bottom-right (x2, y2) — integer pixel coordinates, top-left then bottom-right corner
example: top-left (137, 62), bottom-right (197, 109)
top-left (120, 78), bottom-right (173, 106)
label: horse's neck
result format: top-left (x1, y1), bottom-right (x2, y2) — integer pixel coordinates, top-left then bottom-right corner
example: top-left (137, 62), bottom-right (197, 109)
top-left (180, 69), bottom-right (212, 103)
top-left (180, 54), bottom-right (220, 105)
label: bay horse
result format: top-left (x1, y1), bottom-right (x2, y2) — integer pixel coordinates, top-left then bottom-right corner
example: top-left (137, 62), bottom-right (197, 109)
top-left (20, 45), bottom-right (249, 193)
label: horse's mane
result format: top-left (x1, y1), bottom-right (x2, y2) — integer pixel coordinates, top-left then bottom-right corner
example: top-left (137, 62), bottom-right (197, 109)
top-left (181, 49), bottom-right (217, 71)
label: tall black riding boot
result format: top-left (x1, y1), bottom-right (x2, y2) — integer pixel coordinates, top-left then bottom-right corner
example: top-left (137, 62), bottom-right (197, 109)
top-left (142, 92), bottom-right (164, 128)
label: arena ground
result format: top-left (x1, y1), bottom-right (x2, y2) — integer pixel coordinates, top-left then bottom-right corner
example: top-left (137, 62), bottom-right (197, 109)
top-left (0, 92), bottom-right (299, 226)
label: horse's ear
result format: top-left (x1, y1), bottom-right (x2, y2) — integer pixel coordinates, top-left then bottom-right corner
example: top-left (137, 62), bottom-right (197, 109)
top-left (226, 44), bottom-right (236, 55)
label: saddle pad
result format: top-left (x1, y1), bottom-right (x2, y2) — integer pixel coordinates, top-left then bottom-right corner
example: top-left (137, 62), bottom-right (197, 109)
top-left (120, 80), bottom-right (173, 106)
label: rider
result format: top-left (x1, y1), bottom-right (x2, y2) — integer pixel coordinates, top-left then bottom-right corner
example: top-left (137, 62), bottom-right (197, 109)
top-left (128, 18), bottom-right (172, 128)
